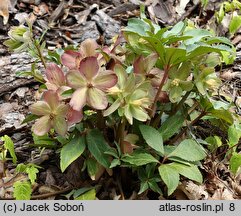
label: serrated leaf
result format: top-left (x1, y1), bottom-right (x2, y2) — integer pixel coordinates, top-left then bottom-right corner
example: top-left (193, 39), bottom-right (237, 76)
top-left (170, 162), bottom-right (203, 183)
top-left (230, 153), bottom-right (241, 175)
top-left (75, 188), bottom-right (96, 200)
top-left (158, 164), bottom-right (180, 196)
top-left (159, 113), bottom-right (184, 141)
top-left (1, 135), bottom-right (17, 164)
top-left (26, 166), bottom-right (39, 185)
top-left (60, 134), bottom-right (86, 172)
top-left (86, 129), bottom-right (111, 168)
top-left (122, 152), bottom-right (159, 166)
top-left (13, 181), bottom-right (32, 200)
top-left (139, 125), bottom-right (164, 155)
top-left (168, 139), bottom-right (206, 161)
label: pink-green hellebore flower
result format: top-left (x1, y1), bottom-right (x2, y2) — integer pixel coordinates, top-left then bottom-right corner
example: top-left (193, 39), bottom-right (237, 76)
top-left (61, 38), bottom-right (99, 69)
top-left (66, 56), bottom-right (118, 111)
top-left (133, 53), bottom-right (164, 87)
top-left (30, 91), bottom-right (83, 136)
top-left (45, 63), bottom-right (71, 99)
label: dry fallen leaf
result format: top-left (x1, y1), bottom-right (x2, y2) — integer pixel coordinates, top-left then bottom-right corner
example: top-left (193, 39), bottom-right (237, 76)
top-left (0, 0), bottom-right (9, 25)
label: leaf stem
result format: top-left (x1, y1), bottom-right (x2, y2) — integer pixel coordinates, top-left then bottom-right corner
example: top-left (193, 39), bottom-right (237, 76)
top-left (148, 65), bottom-right (170, 121)
top-left (34, 41), bottom-right (47, 69)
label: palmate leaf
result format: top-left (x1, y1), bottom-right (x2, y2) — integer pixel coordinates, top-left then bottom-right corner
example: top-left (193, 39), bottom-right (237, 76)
top-left (60, 134), bottom-right (86, 172)
top-left (139, 125), bottom-right (164, 155)
top-left (168, 139), bottom-right (206, 161)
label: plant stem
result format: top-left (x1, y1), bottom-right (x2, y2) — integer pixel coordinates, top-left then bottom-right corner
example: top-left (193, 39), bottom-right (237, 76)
top-left (96, 110), bottom-right (105, 130)
top-left (118, 118), bottom-right (126, 154)
top-left (148, 65), bottom-right (170, 121)
top-left (35, 41), bottom-right (47, 69)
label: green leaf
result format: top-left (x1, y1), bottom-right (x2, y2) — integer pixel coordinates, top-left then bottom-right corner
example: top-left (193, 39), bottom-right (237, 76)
top-left (32, 134), bottom-right (56, 148)
top-left (21, 114), bottom-right (39, 124)
top-left (124, 18), bottom-right (150, 36)
top-left (75, 188), bottom-right (96, 200)
top-left (164, 47), bottom-right (187, 65)
top-left (159, 113), bottom-right (184, 141)
top-left (170, 162), bottom-right (203, 183)
top-left (228, 124), bottom-right (241, 148)
top-left (206, 136), bottom-right (222, 152)
top-left (60, 134), bottom-right (86, 172)
top-left (229, 15), bottom-right (241, 34)
top-left (1, 135), bottom-right (17, 164)
top-left (122, 152), bottom-right (159, 166)
top-left (158, 164), bottom-right (180, 196)
top-left (148, 179), bottom-right (162, 194)
top-left (86, 129), bottom-right (111, 168)
top-left (110, 158), bottom-right (121, 168)
top-left (26, 166), bottom-right (39, 185)
top-left (168, 139), bottom-right (206, 161)
top-left (209, 109), bottom-right (233, 125)
top-left (139, 125), bottom-right (164, 155)
top-left (138, 182), bottom-right (149, 194)
top-left (230, 153), bottom-right (241, 175)
top-left (13, 181), bottom-right (32, 200)
top-left (86, 158), bottom-right (99, 180)
top-left (61, 89), bottom-right (74, 97)
top-left (73, 187), bottom-right (94, 199)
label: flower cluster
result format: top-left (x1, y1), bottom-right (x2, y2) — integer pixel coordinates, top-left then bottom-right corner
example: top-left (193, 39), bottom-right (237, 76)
top-left (30, 38), bottom-right (166, 136)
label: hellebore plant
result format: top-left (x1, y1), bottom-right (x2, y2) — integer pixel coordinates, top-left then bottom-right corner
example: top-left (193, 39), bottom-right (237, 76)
top-left (5, 13), bottom-right (241, 199)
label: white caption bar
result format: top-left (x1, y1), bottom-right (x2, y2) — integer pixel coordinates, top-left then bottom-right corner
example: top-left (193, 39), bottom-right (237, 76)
top-left (0, 200), bottom-right (239, 216)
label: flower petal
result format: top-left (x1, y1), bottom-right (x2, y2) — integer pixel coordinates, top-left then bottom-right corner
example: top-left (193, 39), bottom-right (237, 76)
top-left (87, 88), bottom-right (108, 110)
top-left (66, 70), bottom-right (86, 89)
top-left (79, 57), bottom-right (99, 81)
top-left (131, 106), bottom-right (149, 122)
top-left (70, 87), bottom-right (87, 111)
top-left (67, 107), bottom-right (83, 125)
top-left (55, 104), bottom-right (69, 116)
top-left (53, 116), bottom-right (68, 136)
top-left (61, 50), bottom-right (82, 69)
top-left (133, 55), bottom-right (145, 74)
top-left (80, 38), bottom-right (98, 57)
top-left (43, 91), bottom-right (60, 111)
top-left (145, 53), bottom-right (158, 72)
top-left (103, 98), bottom-right (121, 116)
top-left (93, 70), bottom-right (118, 90)
top-left (32, 115), bottom-right (52, 136)
top-left (30, 101), bottom-right (51, 116)
top-left (45, 63), bottom-right (65, 86)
